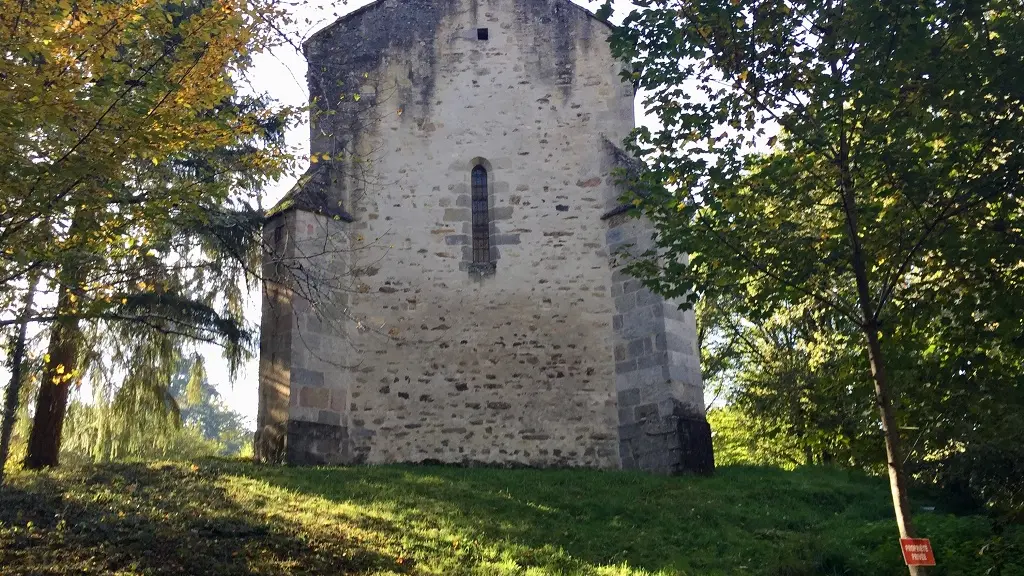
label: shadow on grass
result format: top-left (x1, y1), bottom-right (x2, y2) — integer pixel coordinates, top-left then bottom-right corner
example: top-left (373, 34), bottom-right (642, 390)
top-left (4, 461), bottom-right (1010, 576)
top-left (0, 462), bottom-right (398, 575)
top-left (240, 461), bottom-right (903, 575)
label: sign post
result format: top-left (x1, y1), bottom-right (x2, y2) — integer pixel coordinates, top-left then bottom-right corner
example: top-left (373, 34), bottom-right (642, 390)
top-left (900, 538), bottom-right (936, 567)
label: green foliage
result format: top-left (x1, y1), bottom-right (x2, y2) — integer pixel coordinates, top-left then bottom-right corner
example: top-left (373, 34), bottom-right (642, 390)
top-left (169, 356), bottom-right (252, 456)
top-left (0, 371), bottom-right (37, 478)
top-left (0, 0), bottom-right (300, 471)
top-left (603, 0), bottom-right (1024, 516)
top-left (1, 0), bottom-right (296, 319)
top-left (707, 406), bottom-right (802, 469)
top-left (703, 298), bottom-right (884, 470)
top-left (60, 407), bottom-right (223, 465)
top-left (1, 461), bottom-right (1021, 575)
top-left (59, 355), bottom-right (251, 463)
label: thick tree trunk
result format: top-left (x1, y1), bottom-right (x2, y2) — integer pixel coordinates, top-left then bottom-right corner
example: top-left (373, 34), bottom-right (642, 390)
top-left (0, 280), bottom-right (39, 485)
top-left (24, 283), bottom-right (83, 469)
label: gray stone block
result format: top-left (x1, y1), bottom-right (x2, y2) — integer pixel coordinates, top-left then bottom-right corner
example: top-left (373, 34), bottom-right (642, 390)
top-left (613, 344), bottom-right (627, 362)
top-left (444, 208), bottom-right (471, 222)
top-left (668, 363), bottom-right (698, 386)
top-left (654, 332), bottom-right (667, 352)
top-left (286, 419), bottom-right (348, 465)
top-left (622, 279), bottom-right (643, 294)
top-left (640, 383), bottom-right (670, 404)
top-left (492, 206), bottom-right (514, 220)
top-left (292, 367), bottom-right (325, 388)
top-left (636, 288), bottom-right (660, 306)
top-left (617, 388), bottom-right (640, 407)
top-left (493, 233), bottom-right (520, 245)
top-left (627, 337), bottom-right (651, 358)
top-left (608, 240), bottom-right (636, 255)
top-left (637, 350), bottom-right (669, 370)
top-left (319, 410), bottom-right (343, 426)
top-left (663, 303), bottom-right (688, 321)
top-left (665, 329), bottom-right (694, 354)
top-left (618, 422), bottom-right (643, 441)
top-left (618, 407), bottom-right (635, 425)
top-left (634, 403), bottom-right (658, 422)
top-left (614, 359), bottom-right (636, 374)
top-left (658, 399), bottom-right (679, 418)
top-left (615, 366), bottom-right (665, 391)
top-left (614, 292), bottom-right (636, 314)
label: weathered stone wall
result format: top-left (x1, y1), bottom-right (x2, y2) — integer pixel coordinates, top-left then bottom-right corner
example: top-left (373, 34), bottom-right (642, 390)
top-left (257, 0), bottom-right (711, 471)
top-left (605, 212), bottom-right (711, 474)
top-left (257, 209), bottom-right (352, 464)
top-left (300, 0), bottom-right (632, 467)
top-left (255, 212), bottom-right (295, 463)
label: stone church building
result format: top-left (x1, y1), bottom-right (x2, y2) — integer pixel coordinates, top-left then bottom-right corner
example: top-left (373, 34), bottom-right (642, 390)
top-left (256, 0), bottom-right (713, 474)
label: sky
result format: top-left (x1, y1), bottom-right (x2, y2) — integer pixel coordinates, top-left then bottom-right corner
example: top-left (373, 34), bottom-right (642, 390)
top-left (205, 0), bottom-right (652, 425)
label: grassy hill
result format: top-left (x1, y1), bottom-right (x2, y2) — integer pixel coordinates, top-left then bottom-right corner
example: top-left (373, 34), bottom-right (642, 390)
top-left (1, 460), bottom-right (1020, 575)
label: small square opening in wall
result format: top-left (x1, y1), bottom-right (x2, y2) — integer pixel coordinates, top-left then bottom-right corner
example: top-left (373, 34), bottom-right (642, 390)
top-left (477, 28), bottom-right (489, 40)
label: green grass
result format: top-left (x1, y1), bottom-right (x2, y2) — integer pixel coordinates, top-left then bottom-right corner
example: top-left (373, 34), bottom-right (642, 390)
top-left (1, 460), bottom-right (1021, 575)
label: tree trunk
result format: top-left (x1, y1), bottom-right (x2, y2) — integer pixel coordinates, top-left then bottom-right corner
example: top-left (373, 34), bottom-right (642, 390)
top-left (848, 233), bottom-right (925, 576)
top-left (832, 64), bottom-right (924, 573)
top-left (24, 283), bottom-right (83, 469)
top-left (0, 279), bottom-right (39, 485)
top-left (862, 321), bottom-right (924, 575)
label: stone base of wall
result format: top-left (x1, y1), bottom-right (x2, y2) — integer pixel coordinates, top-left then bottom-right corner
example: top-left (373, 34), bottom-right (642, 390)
top-left (675, 410), bottom-right (715, 475)
top-left (253, 420), bottom-right (351, 466)
top-left (286, 420), bottom-right (349, 466)
top-left (263, 413), bottom-right (713, 474)
top-left (253, 422), bottom-right (287, 464)
top-left (619, 401), bottom-right (715, 475)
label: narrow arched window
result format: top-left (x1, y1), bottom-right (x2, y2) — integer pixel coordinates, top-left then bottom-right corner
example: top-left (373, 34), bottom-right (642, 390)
top-left (471, 165), bottom-right (490, 264)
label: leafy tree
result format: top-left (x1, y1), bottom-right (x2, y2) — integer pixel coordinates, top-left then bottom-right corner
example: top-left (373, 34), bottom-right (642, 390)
top-left (709, 300), bottom-right (880, 467)
top-left (170, 355), bottom-right (252, 456)
top-left (701, 278), bottom-right (1024, 514)
top-left (0, 0), bottom-right (297, 473)
top-left (60, 353), bottom-right (252, 463)
top-left (604, 0), bottom-right (1024, 564)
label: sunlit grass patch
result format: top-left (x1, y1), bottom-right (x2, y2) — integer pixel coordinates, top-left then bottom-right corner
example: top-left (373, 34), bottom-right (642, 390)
top-left (1, 460), bottom-right (1020, 575)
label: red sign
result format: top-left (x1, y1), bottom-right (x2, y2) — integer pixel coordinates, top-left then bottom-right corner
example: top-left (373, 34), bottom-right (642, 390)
top-left (900, 538), bottom-right (936, 566)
